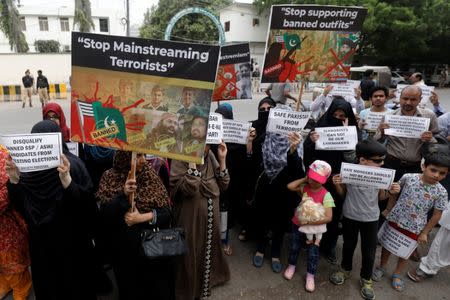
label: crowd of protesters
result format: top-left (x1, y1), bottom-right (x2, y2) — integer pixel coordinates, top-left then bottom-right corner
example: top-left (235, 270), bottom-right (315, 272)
top-left (1, 81), bottom-right (450, 300)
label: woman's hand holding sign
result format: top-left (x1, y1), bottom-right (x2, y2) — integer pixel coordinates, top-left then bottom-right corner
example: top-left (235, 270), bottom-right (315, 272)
top-left (310, 131), bottom-right (319, 143)
top-left (5, 156), bottom-right (20, 184)
top-left (57, 154), bottom-right (72, 189)
top-left (288, 132), bottom-right (301, 154)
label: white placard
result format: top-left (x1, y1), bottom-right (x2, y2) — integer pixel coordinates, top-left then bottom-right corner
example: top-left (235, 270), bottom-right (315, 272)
top-left (315, 126), bottom-right (358, 151)
top-left (267, 109), bottom-right (311, 135)
top-left (222, 120), bottom-right (250, 145)
top-left (67, 142), bottom-right (79, 157)
top-left (395, 84), bottom-right (434, 103)
top-left (0, 133), bottom-right (63, 172)
top-left (384, 114), bottom-right (430, 138)
top-left (329, 80), bottom-right (360, 97)
top-left (364, 111), bottom-right (387, 130)
top-left (206, 113), bottom-right (223, 144)
top-left (340, 162), bottom-right (395, 190)
top-left (378, 222), bottom-right (418, 259)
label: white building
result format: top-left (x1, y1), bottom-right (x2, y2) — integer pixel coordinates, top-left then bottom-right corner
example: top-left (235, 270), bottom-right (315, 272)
top-left (0, 0), bottom-right (128, 53)
top-left (219, 2), bottom-right (269, 66)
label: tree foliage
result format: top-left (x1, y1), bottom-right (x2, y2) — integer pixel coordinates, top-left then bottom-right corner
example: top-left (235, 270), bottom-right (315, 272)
top-left (253, 0), bottom-right (450, 66)
top-left (34, 40), bottom-right (60, 53)
top-left (139, 0), bottom-right (231, 44)
top-left (74, 0), bottom-right (95, 33)
top-left (0, 0), bottom-right (29, 52)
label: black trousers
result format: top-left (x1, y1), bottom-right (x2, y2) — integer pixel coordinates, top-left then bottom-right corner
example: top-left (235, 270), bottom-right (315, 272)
top-left (340, 217), bottom-right (378, 280)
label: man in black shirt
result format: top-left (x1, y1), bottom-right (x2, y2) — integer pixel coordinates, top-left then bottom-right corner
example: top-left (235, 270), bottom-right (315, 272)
top-left (36, 70), bottom-right (49, 107)
top-left (360, 69), bottom-right (375, 104)
top-left (21, 69), bottom-right (34, 108)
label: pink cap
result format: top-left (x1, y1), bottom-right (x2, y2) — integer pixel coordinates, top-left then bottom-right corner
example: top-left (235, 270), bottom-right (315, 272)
top-left (307, 160), bottom-right (332, 184)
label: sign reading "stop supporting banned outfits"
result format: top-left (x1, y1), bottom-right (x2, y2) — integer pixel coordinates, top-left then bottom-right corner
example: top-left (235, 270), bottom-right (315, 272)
top-left (0, 133), bottom-right (63, 172)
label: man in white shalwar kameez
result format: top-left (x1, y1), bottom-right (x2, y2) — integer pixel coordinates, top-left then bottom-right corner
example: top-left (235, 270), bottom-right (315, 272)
top-left (408, 202), bottom-right (450, 281)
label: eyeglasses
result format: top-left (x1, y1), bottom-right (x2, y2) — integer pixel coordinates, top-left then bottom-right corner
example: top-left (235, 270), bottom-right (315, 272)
top-left (367, 157), bottom-right (385, 164)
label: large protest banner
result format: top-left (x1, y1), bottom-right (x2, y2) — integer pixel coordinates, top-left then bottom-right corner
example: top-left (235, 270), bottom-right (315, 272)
top-left (71, 32), bottom-right (220, 164)
top-left (315, 126), bottom-right (357, 150)
top-left (261, 5), bottom-right (367, 83)
top-left (267, 108), bottom-right (311, 135)
top-left (223, 120), bottom-right (250, 144)
top-left (384, 115), bottom-right (430, 138)
top-left (0, 133), bottom-right (62, 172)
top-left (213, 43), bottom-right (252, 101)
top-left (378, 222), bottom-right (418, 259)
top-left (340, 162), bottom-right (395, 190)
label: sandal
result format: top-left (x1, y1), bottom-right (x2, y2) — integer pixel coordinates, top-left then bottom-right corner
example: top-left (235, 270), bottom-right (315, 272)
top-left (407, 268), bottom-right (431, 282)
top-left (372, 266), bottom-right (386, 282)
top-left (253, 253), bottom-right (264, 268)
top-left (223, 244), bottom-right (233, 256)
top-left (391, 274), bottom-right (405, 292)
top-left (238, 230), bottom-right (247, 241)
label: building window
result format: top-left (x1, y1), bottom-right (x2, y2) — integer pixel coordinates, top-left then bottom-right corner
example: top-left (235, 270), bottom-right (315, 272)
top-left (38, 17), bottom-right (48, 31)
top-left (20, 16), bottom-right (26, 31)
top-left (224, 21), bottom-right (230, 32)
top-left (99, 18), bottom-right (109, 32)
top-left (253, 18), bottom-right (260, 26)
top-left (60, 17), bottom-right (70, 32)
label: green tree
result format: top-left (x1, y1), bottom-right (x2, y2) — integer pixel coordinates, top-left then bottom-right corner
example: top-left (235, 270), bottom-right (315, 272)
top-left (74, 0), bottom-right (95, 32)
top-left (253, 0), bottom-right (450, 66)
top-left (34, 40), bottom-right (60, 53)
top-left (0, 0), bottom-right (29, 52)
top-left (139, 0), bottom-right (231, 44)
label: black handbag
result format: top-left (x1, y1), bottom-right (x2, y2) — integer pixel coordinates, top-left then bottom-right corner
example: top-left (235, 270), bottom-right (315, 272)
top-left (140, 227), bottom-right (188, 259)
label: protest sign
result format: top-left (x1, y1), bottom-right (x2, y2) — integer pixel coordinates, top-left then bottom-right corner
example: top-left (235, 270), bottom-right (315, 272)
top-left (363, 111), bottom-right (387, 130)
top-left (378, 222), bottom-right (418, 259)
top-left (0, 133), bottom-right (62, 172)
top-left (329, 80), bottom-right (360, 97)
top-left (384, 115), bottom-right (430, 138)
top-left (340, 162), bottom-right (395, 190)
top-left (70, 32), bottom-right (220, 164)
top-left (315, 126), bottom-right (357, 150)
top-left (223, 120), bottom-right (250, 144)
top-left (395, 84), bottom-right (434, 103)
top-left (67, 142), bottom-right (79, 157)
top-left (206, 113), bottom-right (223, 144)
top-left (213, 43), bottom-right (252, 101)
top-left (267, 109), bottom-right (311, 135)
top-left (261, 5), bottom-right (367, 83)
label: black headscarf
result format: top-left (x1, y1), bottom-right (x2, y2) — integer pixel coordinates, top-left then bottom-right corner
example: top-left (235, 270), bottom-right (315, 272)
top-left (252, 97), bottom-right (276, 138)
top-left (303, 97), bottom-right (359, 174)
top-left (315, 96), bottom-right (357, 128)
top-left (20, 120), bottom-right (93, 226)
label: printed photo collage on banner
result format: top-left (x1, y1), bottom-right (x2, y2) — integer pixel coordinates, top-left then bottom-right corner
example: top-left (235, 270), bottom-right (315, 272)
top-left (71, 32), bottom-right (221, 163)
top-left (262, 5), bottom-right (367, 83)
top-left (213, 43), bottom-right (252, 101)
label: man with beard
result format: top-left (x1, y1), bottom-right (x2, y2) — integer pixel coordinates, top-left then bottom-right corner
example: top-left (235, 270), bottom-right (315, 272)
top-left (375, 85), bottom-right (439, 181)
top-left (236, 63), bottom-right (252, 99)
top-left (146, 113), bottom-right (179, 152)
